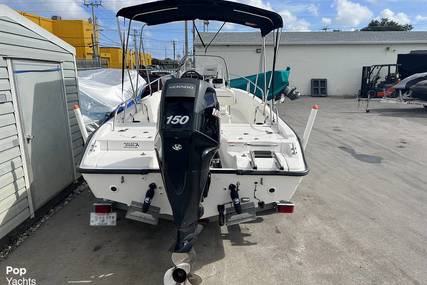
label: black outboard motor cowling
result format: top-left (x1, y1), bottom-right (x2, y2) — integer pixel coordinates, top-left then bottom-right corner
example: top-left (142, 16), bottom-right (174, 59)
top-left (155, 78), bottom-right (220, 253)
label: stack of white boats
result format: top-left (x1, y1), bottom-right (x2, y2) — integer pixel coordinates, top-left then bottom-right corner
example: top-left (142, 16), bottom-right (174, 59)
top-left (78, 0), bottom-right (314, 283)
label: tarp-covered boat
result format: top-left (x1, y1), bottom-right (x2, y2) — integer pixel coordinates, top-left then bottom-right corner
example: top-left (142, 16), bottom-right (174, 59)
top-left (230, 69), bottom-right (290, 100)
top-left (411, 80), bottom-right (427, 101)
top-left (78, 68), bottom-right (146, 126)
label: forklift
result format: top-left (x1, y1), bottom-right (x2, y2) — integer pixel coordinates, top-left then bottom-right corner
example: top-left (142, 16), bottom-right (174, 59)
top-left (359, 64), bottom-right (400, 98)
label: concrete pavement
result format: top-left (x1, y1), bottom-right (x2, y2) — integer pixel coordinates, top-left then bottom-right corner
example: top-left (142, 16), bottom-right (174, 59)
top-left (1, 97), bottom-right (426, 285)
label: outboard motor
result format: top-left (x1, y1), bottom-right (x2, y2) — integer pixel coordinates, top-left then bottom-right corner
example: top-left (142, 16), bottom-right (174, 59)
top-left (155, 78), bottom-right (220, 253)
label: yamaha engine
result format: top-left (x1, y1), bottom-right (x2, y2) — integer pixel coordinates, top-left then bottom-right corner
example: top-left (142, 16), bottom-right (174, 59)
top-left (155, 78), bottom-right (220, 253)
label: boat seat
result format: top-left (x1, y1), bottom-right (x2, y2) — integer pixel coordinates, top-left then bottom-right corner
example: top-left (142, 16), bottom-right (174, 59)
top-left (215, 88), bottom-right (235, 123)
top-left (216, 88), bottom-right (236, 106)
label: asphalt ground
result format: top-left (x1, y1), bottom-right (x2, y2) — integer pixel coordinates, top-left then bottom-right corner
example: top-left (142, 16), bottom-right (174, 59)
top-left (1, 96), bottom-right (426, 285)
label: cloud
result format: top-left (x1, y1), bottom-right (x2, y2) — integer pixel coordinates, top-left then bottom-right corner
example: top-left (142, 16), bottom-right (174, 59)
top-left (223, 23), bottom-right (237, 30)
top-left (377, 9), bottom-right (410, 25)
top-left (322, 17), bottom-right (332, 26)
top-left (229, 0), bottom-right (272, 10)
top-left (0, 0), bottom-right (89, 19)
top-left (307, 4), bottom-right (319, 17)
top-left (416, 15), bottom-right (427, 22)
top-left (102, 0), bottom-right (154, 12)
top-left (365, 0), bottom-right (399, 4)
top-left (334, 0), bottom-right (373, 27)
top-left (279, 10), bottom-right (311, 31)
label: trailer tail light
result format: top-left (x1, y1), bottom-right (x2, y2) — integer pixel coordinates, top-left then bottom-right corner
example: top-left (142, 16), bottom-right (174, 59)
top-left (276, 202), bottom-right (295, 213)
top-left (94, 203), bottom-right (112, 214)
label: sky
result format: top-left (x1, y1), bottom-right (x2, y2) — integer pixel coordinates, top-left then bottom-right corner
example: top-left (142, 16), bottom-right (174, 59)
top-left (1, 0), bottom-right (427, 58)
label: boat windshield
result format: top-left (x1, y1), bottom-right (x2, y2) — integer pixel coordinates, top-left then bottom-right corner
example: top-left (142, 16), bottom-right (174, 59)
top-left (178, 55), bottom-right (229, 84)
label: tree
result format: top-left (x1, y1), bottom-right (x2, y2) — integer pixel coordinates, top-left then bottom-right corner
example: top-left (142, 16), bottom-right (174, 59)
top-left (361, 18), bottom-right (413, 31)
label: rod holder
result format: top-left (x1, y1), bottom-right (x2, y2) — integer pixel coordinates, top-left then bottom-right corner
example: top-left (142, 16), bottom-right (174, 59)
top-left (217, 205), bottom-right (225, 226)
top-left (73, 105), bottom-right (88, 143)
top-left (229, 184), bottom-right (242, 214)
top-left (142, 183), bottom-right (156, 213)
top-left (302, 105), bottom-right (319, 150)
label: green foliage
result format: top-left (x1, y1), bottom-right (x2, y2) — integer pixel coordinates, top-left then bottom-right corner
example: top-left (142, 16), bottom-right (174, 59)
top-left (361, 18), bottom-right (413, 31)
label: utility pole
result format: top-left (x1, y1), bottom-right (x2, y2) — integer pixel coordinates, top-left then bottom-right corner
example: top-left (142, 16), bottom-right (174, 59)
top-left (172, 40), bottom-right (176, 62)
top-left (203, 20), bottom-right (209, 32)
top-left (133, 29), bottom-right (139, 70)
top-left (84, 0), bottom-right (102, 64)
top-left (192, 21), bottom-right (195, 68)
top-left (184, 21), bottom-right (189, 60)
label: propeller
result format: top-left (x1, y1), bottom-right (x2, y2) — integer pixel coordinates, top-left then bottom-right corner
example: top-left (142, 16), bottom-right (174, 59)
top-left (164, 249), bottom-right (202, 285)
top-left (187, 273), bottom-right (203, 285)
top-left (163, 265), bottom-right (202, 285)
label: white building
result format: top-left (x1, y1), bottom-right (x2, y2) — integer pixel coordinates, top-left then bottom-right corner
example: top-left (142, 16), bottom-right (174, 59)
top-left (0, 5), bottom-right (83, 239)
top-left (196, 31), bottom-right (427, 96)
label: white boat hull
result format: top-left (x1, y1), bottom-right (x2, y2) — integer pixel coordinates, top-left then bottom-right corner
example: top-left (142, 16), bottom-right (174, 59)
top-left (83, 171), bottom-right (303, 218)
top-left (80, 84), bottom-right (308, 221)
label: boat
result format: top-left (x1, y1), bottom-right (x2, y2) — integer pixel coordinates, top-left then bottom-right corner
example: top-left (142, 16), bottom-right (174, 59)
top-left (391, 73), bottom-right (427, 106)
top-left (410, 80), bottom-right (427, 101)
top-left (78, 0), bottom-right (314, 283)
top-left (78, 68), bottom-right (146, 130)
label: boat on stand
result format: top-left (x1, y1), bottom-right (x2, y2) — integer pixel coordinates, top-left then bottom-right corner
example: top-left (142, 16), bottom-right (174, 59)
top-left (78, 0), bottom-right (317, 283)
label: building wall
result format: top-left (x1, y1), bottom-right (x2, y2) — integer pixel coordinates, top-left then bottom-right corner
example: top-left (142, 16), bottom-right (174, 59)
top-left (52, 20), bottom-right (94, 59)
top-left (100, 47), bottom-right (122, 68)
top-left (0, 12), bottom-right (83, 239)
top-left (17, 11), bottom-right (53, 32)
top-left (0, 56), bottom-right (30, 240)
top-left (18, 11), bottom-right (153, 67)
top-left (19, 11), bottom-right (96, 60)
top-left (100, 47), bottom-right (152, 69)
top-left (197, 43), bottom-right (427, 96)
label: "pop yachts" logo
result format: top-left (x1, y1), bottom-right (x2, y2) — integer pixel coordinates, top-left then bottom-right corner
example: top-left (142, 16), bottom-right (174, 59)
top-left (5, 266), bottom-right (36, 285)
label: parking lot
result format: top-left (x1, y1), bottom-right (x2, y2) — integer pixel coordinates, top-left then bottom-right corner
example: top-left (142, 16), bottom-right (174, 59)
top-left (1, 97), bottom-right (426, 285)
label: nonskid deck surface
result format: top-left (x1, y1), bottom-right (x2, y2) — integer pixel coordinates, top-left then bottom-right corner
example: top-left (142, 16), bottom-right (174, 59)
top-left (82, 119), bottom-right (303, 172)
top-left (81, 86), bottom-right (306, 173)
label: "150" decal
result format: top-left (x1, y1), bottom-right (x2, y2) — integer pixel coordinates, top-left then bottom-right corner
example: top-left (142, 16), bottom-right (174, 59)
top-left (166, 115), bottom-right (190, 125)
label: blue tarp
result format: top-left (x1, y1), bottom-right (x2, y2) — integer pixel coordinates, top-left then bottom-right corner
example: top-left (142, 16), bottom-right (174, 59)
top-left (230, 69), bottom-right (290, 100)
